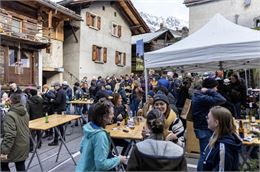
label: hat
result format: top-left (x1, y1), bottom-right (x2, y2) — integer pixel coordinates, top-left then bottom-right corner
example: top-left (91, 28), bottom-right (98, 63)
top-left (202, 78), bottom-right (218, 89)
top-left (30, 89), bottom-right (38, 96)
top-left (53, 82), bottom-right (61, 87)
top-left (62, 81), bottom-right (68, 86)
top-left (148, 90), bottom-right (154, 97)
top-left (153, 94), bottom-right (169, 105)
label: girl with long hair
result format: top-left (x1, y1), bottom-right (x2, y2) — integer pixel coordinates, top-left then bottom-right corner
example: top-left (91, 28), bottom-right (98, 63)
top-left (199, 106), bottom-right (242, 171)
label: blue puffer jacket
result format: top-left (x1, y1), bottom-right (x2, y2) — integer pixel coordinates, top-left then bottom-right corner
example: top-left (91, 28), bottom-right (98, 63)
top-left (76, 122), bottom-right (120, 172)
top-left (192, 89), bottom-right (226, 130)
top-left (200, 133), bottom-right (242, 171)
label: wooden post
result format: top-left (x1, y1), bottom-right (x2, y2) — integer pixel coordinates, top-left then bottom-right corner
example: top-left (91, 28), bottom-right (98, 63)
top-left (48, 10), bottom-right (52, 38)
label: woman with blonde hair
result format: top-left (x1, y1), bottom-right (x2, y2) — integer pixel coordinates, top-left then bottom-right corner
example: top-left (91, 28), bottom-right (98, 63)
top-left (199, 106), bottom-right (242, 171)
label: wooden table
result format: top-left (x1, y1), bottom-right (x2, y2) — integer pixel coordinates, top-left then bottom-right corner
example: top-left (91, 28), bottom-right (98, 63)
top-left (69, 100), bottom-right (93, 122)
top-left (27, 114), bottom-right (81, 172)
top-left (69, 99), bottom-right (94, 105)
top-left (237, 119), bottom-right (260, 170)
top-left (105, 120), bottom-right (145, 140)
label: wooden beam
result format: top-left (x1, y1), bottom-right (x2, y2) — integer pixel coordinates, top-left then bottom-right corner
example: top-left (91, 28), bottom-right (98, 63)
top-left (48, 10), bottom-right (52, 28)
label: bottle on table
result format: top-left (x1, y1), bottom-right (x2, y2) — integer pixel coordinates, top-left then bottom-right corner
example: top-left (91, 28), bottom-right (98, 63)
top-left (45, 113), bottom-right (49, 123)
top-left (238, 120), bottom-right (244, 138)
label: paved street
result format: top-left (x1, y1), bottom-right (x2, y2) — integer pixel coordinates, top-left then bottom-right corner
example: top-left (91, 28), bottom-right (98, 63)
top-left (4, 122), bottom-right (198, 172)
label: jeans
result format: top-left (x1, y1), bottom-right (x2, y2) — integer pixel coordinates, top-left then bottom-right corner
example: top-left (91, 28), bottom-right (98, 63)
top-left (194, 129), bottom-right (213, 171)
top-left (234, 102), bottom-right (241, 119)
top-left (1, 160), bottom-right (25, 172)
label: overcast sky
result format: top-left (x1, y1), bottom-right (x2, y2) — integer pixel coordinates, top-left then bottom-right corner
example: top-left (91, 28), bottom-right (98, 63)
top-left (53, 0), bottom-right (189, 22)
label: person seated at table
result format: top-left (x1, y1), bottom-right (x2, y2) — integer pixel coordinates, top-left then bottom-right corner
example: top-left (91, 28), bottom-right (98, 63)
top-left (152, 94), bottom-right (185, 147)
top-left (198, 106), bottom-right (242, 171)
top-left (111, 93), bottom-right (131, 156)
top-left (0, 94), bottom-right (29, 172)
top-left (137, 90), bottom-right (154, 117)
top-left (127, 109), bottom-right (187, 171)
top-left (76, 100), bottom-right (127, 172)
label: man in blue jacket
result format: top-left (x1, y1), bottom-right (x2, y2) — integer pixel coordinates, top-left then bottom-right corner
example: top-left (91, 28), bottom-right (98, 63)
top-left (191, 78), bottom-right (226, 171)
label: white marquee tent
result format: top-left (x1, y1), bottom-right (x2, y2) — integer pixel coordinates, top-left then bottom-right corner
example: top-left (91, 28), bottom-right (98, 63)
top-left (144, 13), bottom-right (260, 72)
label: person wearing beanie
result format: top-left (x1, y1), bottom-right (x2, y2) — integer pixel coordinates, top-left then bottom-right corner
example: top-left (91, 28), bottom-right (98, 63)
top-left (148, 94), bottom-right (185, 147)
top-left (127, 109), bottom-right (187, 171)
top-left (191, 77), bottom-right (226, 171)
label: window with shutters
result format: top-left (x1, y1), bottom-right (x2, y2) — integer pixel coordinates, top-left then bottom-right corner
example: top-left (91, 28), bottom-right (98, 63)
top-left (115, 51), bottom-right (126, 67)
top-left (86, 12), bottom-right (101, 30)
top-left (92, 45), bottom-right (107, 64)
top-left (111, 23), bottom-right (121, 38)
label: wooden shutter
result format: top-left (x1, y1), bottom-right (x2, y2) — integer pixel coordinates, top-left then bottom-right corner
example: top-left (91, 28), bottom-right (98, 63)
top-left (118, 25), bottom-right (121, 37)
top-left (97, 16), bottom-right (101, 30)
top-left (92, 45), bottom-right (97, 61)
top-left (115, 51), bottom-right (119, 65)
top-left (103, 47), bottom-right (107, 63)
top-left (123, 53), bottom-right (126, 66)
top-left (86, 12), bottom-right (91, 26)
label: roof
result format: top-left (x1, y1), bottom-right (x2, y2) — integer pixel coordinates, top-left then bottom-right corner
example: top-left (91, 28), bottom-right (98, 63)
top-left (37, 0), bottom-right (82, 20)
top-left (131, 28), bottom-right (182, 44)
top-left (131, 30), bottom-right (167, 44)
top-left (58, 0), bottom-right (150, 34)
top-left (184, 0), bottom-right (217, 7)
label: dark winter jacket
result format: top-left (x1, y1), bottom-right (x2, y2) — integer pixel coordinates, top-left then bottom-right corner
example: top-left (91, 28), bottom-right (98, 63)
top-left (200, 133), bottom-right (242, 171)
top-left (26, 95), bottom-right (45, 120)
top-left (0, 103), bottom-right (29, 162)
top-left (42, 90), bottom-right (56, 114)
top-left (53, 88), bottom-right (66, 113)
top-left (127, 138), bottom-right (187, 171)
top-left (118, 87), bottom-right (127, 104)
top-left (230, 81), bottom-right (246, 104)
top-left (113, 105), bottom-right (127, 123)
top-left (63, 85), bottom-right (73, 101)
top-left (192, 89), bottom-right (226, 130)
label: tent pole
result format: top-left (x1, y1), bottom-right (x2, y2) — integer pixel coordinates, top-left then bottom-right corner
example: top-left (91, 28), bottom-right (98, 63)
top-left (244, 69), bottom-right (248, 94)
top-left (248, 69), bottom-right (251, 88)
top-left (144, 68), bottom-right (148, 102)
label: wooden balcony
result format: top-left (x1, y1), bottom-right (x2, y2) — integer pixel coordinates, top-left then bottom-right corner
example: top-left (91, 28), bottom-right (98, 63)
top-left (0, 9), bottom-right (49, 45)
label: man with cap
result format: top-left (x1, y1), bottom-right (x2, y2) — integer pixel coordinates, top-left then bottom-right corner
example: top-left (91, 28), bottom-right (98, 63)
top-left (191, 77), bottom-right (226, 171)
top-left (62, 81), bottom-right (72, 114)
top-left (48, 82), bottom-right (67, 146)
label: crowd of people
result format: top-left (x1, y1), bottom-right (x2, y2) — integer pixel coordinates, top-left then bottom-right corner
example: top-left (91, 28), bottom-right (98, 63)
top-left (0, 70), bottom-right (259, 171)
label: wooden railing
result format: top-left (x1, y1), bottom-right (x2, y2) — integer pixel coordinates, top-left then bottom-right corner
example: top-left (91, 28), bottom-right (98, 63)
top-left (0, 11), bottom-right (49, 44)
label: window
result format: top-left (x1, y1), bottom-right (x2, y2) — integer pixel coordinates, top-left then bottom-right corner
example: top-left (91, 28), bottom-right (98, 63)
top-left (114, 12), bottom-right (117, 17)
top-left (21, 51), bottom-right (30, 68)
top-left (92, 45), bottom-right (107, 63)
top-left (9, 49), bottom-right (18, 66)
top-left (102, 6), bottom-right (105, 11)
top-left (111, 23), bottom-right (121, 37)
top-left (12, 18), bottom-right (21, 33)
top-left (86, 12), bottom-right (101, 30)
top-left (115, 51), bottom-right (126, 66)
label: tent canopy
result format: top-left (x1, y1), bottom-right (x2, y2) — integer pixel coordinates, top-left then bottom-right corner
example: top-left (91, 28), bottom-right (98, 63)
top-left (144, 14), bottom-right (260, 71)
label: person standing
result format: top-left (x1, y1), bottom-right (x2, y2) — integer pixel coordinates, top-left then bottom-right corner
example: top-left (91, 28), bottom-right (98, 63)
top-left (0, 94), bottom-right (29, 171)
top-left (199, 106), bottom-right (242, 171)
top-left (48, 82), bottom-right (67, 146)
top-left (26, 89), bottom-right (45, 150)
top-left (191, 78), bottom-right (226, 171)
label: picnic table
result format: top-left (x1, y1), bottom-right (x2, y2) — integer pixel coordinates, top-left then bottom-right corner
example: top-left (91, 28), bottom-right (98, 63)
top-left (27, 114), bottom-right (81, 172)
